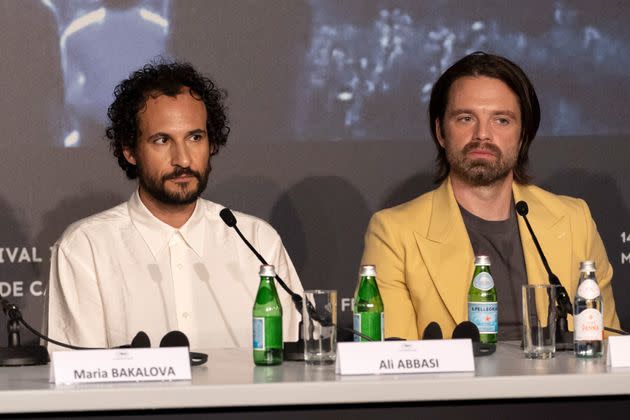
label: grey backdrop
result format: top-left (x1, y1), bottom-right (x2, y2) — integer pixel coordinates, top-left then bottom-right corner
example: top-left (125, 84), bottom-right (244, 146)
top-left (0, 0), bottom-right (628, 345)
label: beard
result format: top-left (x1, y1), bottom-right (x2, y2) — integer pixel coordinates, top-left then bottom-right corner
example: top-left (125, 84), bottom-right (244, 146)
top-left (137, 163), bottom-right (211, 206)
top-left (446, 140), bottom-right (517, 187)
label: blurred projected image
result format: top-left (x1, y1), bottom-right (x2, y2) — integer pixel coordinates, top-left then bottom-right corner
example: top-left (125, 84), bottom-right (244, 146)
top-left (42, 0), bottom-right (171, 147)
top-left (297, 0), bottom-right (630, 140)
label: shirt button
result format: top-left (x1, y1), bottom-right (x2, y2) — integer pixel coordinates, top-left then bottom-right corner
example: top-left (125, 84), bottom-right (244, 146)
top-left (177, 264), bottom-right (183, 269)
top-left (182, 312), bottom-right (190, 319)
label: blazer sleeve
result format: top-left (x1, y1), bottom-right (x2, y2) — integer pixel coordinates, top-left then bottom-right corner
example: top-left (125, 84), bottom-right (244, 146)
top-left (579, 199), bottom-right (621, 333)
top-left (361, 211), bottom-right (419, 340)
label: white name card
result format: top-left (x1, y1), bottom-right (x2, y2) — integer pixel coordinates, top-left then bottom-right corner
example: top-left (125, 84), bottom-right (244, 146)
top-left (335, 339), bottom-right (475, 375)
top-left (607, 336), bottom-right (630, 367)
top-left (51, 347), bottom-right (192, 385)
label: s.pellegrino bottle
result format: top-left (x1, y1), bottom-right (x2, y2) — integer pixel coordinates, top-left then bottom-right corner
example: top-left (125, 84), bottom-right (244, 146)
top-left (573, 260), bottom-right (603, 358)
top-left (353, 265), bottom-right (384, 341)
top-left (467, 255), bottom-right (498, 344)
top-left (252, 264), bottom-right (283, 365)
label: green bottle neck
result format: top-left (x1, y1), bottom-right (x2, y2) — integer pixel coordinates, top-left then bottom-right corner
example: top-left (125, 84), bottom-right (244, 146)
top-left (259, 276), bottom-right (277, 290)
top-left (473, 266), bottom-right (492, 278)
top-left (356, 276), bottom-right (381, 300)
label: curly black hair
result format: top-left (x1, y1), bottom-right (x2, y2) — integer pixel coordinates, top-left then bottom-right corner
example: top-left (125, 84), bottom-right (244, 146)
top-left (105, 60), bottom-right (230, 179)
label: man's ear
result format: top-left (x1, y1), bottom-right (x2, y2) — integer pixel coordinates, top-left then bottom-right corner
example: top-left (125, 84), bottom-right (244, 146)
top-left (122, 147), bottom-right (137, 165)
top-left (435, 119), bottom-right (446, 148)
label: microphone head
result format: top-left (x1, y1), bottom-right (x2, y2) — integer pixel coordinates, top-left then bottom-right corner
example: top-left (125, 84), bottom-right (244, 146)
top-left (422, 321), bottom-right (443, 340)
top-left (452, 321), bottom-right (480, 343)
top-left (515, 201), bottom-right (529, 217)
top-left (130, 331), bottom-right (151, 348)
top-left (219, 208), bottom-right (237, 227)
top-left (159, 330), bottom-right (190, 348)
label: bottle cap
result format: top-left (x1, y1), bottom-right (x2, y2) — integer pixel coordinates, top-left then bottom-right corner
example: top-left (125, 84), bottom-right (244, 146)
top-left (474, 255), bottom-right (491, 266)
top-left (259, 264), bottom-right (276, 277)
top-left (579, 260), bottom-right (596, 273)
top-left (360, 264), bottom-right (377, 277)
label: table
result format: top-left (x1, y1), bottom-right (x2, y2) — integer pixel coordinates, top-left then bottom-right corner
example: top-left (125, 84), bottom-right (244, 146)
top-left (0, 342), bottom-right (629, 419)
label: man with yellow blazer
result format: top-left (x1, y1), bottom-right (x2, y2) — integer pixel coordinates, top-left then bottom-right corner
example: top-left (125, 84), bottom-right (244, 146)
top-left (361, 52), bottom-right (620, 340)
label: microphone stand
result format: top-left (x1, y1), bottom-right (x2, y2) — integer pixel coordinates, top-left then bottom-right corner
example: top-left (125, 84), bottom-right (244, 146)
top-left (219, 208), bottom-right (374, 361)
top-left (516, 201), bottom-right (573, 350)
top-left (0, 299), bottom-right (49, 366)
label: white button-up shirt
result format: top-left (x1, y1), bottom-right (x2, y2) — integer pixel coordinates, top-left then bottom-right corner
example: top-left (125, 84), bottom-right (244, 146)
top-left (46, 191), bottom-right (303, 350)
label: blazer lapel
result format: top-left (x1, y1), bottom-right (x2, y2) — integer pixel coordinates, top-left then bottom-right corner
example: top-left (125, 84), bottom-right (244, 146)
top-left (513, 184), bottom-right (572, 290)
top-left (414, 179), bottom-right (474, 325)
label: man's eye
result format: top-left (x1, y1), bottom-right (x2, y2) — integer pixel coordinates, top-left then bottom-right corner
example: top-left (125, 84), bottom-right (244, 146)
top-left (458, 116), bottom-right (472, 122)
top-left (496, 117), bottom-right (510, 125)
top-left (154, 137), bottom-right (167, 144)
top-left (190, 134), bottom-right (202, 141)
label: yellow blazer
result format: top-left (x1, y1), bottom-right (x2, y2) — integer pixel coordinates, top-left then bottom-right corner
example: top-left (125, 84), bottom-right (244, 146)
top-left (361, 178), bottom-right (620, 339)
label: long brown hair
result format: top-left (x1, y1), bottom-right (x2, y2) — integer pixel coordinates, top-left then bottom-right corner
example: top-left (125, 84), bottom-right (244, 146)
top-left (429, 52), bottom-right (540, 184)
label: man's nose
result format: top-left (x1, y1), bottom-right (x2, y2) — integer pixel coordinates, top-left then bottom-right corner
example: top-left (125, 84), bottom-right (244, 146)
top-left (171, 140), bottom-right (191, 167)
top-left (474, 119), bottom-right (492, 141)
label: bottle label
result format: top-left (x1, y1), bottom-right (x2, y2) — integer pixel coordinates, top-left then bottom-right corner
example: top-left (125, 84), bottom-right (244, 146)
top-left (574, 308), bottom-right (603, 341)
top-left (472, 272), bottom-right (494, 291)
top-left (353, 312), bottom-right (384, 342)
top-left (253, 317), bottom-right (265, 350)
top-left (577, 279), bottom-right (600, 299)
top-left (468, 302), bottom-right (498, 334)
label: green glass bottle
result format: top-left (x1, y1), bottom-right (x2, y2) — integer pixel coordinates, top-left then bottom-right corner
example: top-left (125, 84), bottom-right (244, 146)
top-left (467, 255), bottom-right (498, 344)
top-left (353, 265), bottom-right (384, 342)
top-left (252, 264), bottom-right (283, 365)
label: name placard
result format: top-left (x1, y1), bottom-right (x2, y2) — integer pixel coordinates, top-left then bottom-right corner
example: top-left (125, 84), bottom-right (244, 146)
top-left (50, 347), bottom-right (192, 385)
top-left (607, 336), bottom-right (630, 367)
top-left (335, 339), bottom-right (474, 375)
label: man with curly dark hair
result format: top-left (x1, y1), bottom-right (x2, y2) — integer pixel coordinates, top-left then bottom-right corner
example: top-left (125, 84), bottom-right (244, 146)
top-left (46, 61), bottom-right (303, 351)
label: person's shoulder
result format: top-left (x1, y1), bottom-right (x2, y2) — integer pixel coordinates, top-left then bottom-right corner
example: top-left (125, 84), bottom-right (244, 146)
top-left (57, 202), bottom-right (130, 248)
top-left (198, 198), bottom-right (280, 237)
top-left (371, 188), bottom-right (436, 226)
top-left (523, 184), bottom-right (587, 215)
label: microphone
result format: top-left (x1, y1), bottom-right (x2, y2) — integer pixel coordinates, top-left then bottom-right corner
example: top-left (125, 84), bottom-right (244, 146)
top-left (158, 330), bottom-right (208, 366)
top-left (131, 331), bottom-right (151, 348)
top-left (515, 200), bottom-right (573, 350)
top-left (452, 321), bottom-right (495, 356)
top-left (4, 296), bottom-right (208, 366)
top-left (159, 330), bottom-right (189, 347)
top-left (125, 330), bottom-right (207, 366)
top-left (0, 297), bottom-right (49, 366)
top-left (219, 208), bottom-right (307, 318)
top-left (219, 207), bottom-right (372, 358)
top-left (116, 331), bottom-right (151, 349)
top-left (452, 321), bottom-right (480, 342)
top-left (422, 322), bottom-right (443, 340)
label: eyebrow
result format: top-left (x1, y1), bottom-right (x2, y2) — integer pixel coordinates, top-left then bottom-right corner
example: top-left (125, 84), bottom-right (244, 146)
top-left (448, 108), bottom-right (519, 119)
top-left (147, 128), bottom-right (207, 141)
top-left (187, 128), bottom-right (207, 137)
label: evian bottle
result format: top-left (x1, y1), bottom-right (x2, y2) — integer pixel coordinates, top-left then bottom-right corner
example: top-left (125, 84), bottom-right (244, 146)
top-left (573, 261), bottom-right (603, 358)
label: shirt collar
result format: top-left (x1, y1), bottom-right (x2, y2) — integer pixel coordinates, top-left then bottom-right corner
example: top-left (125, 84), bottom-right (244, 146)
top-left (128, 190), bottom-right (207, 259)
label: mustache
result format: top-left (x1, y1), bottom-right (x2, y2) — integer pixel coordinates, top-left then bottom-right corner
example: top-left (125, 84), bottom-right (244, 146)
top-left (162, 167), bottom-right (202, 181)
top-left (462, 141), bottom-right (502, 157)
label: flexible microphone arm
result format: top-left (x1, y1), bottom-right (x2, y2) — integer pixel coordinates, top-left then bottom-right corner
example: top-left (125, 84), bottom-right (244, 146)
top-left (1, 298), bottom-right (208, 366)
top-left (1, 298), bottom-right (100, 351)
top-left (515, 200), bottom-right (576, 350)
top-left (219, 208), bottom-right (305, 312)
top-left (219, 208), bottom-right (373, 341)
top-left (514, 202), bottom-right (630, 337)
top-left (515, 201), bottom-right (573, 316)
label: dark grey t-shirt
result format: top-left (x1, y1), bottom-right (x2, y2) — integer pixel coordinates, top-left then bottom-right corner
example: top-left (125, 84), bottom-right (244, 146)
top-left (460, 203), bottom-right (527, 340)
